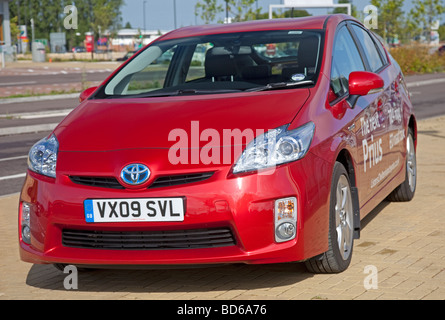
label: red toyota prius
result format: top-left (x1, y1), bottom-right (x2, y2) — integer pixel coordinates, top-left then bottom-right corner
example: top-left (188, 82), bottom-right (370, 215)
top-left (19, 15), bottom-right (416, 273)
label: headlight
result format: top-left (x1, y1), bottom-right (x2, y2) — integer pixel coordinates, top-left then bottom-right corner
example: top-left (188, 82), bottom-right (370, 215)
top-left (28, 134), bottom-right (59, 178)
top-left (232, 122), bottom-right (315, 174)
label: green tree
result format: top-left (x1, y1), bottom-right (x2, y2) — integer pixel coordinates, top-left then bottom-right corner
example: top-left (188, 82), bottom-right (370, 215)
top-left (226, 0), bottom-right (260, 22)
top-left (371, 0), bottom-right (405, 42)
top-left (439, 24), bottom-right (445, 41)
top-left (195, 0), bottom-right (224, 24)
top-left (9, 16), bottom-right (20, 46)
top-left (90, 0), bottom-right (123, 36)
top-left (9, 0), bottom-right (124, 48)
top-left (332, 0), bottom-right (358, 18)
top-left (408, 0), bottom-right (445, 41)
top-left (280, 9), bottom-right (311, 19)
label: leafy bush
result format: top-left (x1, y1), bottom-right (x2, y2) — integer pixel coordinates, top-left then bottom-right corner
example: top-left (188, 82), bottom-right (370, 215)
top-left (390, 45), bottom-right (445, 74)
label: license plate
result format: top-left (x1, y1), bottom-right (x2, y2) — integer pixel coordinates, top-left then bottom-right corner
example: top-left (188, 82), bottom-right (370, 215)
top-left (84, 198), bottom-right (185, 223)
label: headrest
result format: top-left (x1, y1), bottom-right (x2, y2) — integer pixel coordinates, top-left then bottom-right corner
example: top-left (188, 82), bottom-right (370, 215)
top-left (242, 65), bottom-right (271, 80)
top-left (297, 36), bottom-right (320, 69)
top-left (205, 48), bottom-right (237, 78)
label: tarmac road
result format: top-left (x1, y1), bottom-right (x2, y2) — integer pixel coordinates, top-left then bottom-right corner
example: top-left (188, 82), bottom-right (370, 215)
top-left (407, 73), bottom-right (445, 120)
top-left (0, 61), bottom-right (118, 97)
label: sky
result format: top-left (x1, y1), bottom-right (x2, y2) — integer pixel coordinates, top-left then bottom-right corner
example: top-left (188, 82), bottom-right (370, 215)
top-left (120, 0), bottom-right (363, 31)
top-left (120, 0), bottom-right (432, 32)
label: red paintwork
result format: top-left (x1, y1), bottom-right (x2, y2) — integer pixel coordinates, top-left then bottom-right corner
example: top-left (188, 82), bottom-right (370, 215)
top-left (79, 86), bottom-right (98, 103)
top-left (57, 90), bottom-right (310, 151)
top-left (19, 15), bottom-right (416, 267)
top-left (349, 71), bottom-right (384, 96)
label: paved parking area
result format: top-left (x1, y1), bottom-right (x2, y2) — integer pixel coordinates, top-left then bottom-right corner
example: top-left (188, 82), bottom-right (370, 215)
top-left (1, 115), bottom-right (444, 300)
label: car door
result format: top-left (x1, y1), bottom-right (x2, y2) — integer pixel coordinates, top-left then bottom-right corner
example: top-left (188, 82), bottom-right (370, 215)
top-left (329, 23), bottom-right (386, 207)
top-left (348, 23), bottom-right (404, 205)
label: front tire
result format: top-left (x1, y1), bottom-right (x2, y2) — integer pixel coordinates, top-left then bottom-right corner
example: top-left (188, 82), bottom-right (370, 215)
top-left (305, 162), bottom-right (354, 273)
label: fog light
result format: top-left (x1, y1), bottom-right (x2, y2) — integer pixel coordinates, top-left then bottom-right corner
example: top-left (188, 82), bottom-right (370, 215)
top-left (277, 222), bottom-right (295, 239)
top-left (21, 202), bottom-right (31, 244)
top-left (22, 226), bottom-right (31, 243)
top-left (274, 197), bottom-right (297, 243)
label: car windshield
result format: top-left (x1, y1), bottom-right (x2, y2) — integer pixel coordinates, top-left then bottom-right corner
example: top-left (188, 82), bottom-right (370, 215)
top-left (100, 30), bottom-right (323, 98)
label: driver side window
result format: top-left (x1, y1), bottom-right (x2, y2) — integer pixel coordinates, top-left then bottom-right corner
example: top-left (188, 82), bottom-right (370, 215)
top-left (331, 26), bottom-right (365, 98)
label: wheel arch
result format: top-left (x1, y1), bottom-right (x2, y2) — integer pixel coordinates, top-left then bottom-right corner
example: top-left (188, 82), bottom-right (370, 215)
top-left (335, 148), bottom-right (360, 239)
top-left (335, 148), bottom-right (356, 188)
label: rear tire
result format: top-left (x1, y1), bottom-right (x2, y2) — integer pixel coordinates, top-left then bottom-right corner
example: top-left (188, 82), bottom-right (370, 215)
top-left (387, 128), bottom-right (416, 202)
top-left (305, 162), bottom-right (354, 273)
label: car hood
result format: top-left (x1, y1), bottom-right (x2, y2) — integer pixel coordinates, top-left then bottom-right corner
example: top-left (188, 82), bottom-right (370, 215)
top-left (55, 90), bottom-right (310, 152)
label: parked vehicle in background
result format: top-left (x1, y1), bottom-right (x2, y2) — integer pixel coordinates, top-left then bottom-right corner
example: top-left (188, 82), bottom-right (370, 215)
top-left (72, 46), bottom-right (86, 53)
top-left (116, 50), bottom-right (137, 61)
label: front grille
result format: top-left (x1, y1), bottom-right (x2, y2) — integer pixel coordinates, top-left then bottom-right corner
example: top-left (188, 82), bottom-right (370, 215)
top-left (149, 172), bottom-right (214, 189)
top-left (62, 227), bottom-right (236, 250)
top-left (69, 172), bottom-right (214, 189)
top-left (70, 176), bottom-right (124, 189)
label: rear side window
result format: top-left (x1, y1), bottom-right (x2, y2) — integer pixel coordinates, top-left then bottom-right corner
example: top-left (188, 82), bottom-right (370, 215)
top-left (351, 25), bottom-right (384, 72)
top-left (371, 34), bottom-right (389, 66)
top-left (331, 26), bottom-right (365, 97)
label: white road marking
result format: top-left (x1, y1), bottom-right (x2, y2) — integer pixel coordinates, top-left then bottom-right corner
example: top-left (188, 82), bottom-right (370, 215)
top-left (0, 173), bottom-right (26, 181)
top-left (406, 78), bottom-right (445, 88)
top-left (0, 81), bottom-right (37, 87)
top-left (0, 155), bottom-right (28, 162)
top-left (20, 111), bottom-right (72, 119)
top-left (0, 123), bottom-right (59, 136)
top-left (0, 109), bottom-right (72, 120)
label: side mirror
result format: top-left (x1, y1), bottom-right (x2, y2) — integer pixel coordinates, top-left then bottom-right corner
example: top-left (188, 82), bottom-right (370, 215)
top-left (347, 71), bottom-right (384, 108)
top-left (79, 86), bottom-right (98, 103)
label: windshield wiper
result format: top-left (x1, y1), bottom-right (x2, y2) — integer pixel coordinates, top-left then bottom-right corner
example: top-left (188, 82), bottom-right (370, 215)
top-left (246, 80), bottom-right (314, 92)
top-left (109, 88), bottom-right (242, 99)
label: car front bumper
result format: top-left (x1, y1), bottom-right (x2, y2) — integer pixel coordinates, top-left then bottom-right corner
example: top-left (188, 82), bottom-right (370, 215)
top-left (19, 151), bottom-right (330, 267)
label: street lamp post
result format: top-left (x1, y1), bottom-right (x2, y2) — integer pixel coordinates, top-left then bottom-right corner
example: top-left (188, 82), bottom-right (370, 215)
top-left (173, 0), bottom-right (177, 29)
top-left (143, 0), bottom-right (146, 33)
top-left (17, 0), bottom-right (22, 53)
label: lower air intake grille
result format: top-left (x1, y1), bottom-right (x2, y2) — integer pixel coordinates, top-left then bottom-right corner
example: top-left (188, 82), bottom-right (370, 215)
top-left (62, 227), bottom-right (236, 250)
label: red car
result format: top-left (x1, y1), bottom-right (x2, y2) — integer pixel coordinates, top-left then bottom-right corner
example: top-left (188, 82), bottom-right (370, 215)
top-left (19, 15), bottom-right (416, 273)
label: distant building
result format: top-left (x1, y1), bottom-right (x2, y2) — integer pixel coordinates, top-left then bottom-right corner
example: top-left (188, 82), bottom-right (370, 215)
top-left (0, 0), bottom-right (13, 62)
top-left (111, 29), bottom-right (170, 51)
top-left (0, 0), bottom-right (11, 47)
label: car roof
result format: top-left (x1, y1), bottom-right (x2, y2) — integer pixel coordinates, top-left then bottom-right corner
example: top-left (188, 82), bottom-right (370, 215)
top-left (160, 15), bottom-right (351, 41)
